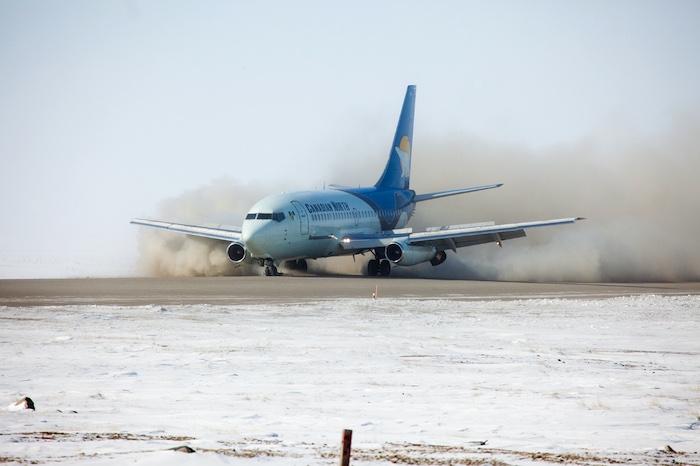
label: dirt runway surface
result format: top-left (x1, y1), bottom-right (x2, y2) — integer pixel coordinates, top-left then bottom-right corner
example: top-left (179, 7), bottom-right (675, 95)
top-left (1, 277), bottom-right (699, 306)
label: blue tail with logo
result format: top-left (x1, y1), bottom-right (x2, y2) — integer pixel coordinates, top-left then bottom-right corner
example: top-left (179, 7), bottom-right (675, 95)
top-left (375, 85), bottom-right (416, 190)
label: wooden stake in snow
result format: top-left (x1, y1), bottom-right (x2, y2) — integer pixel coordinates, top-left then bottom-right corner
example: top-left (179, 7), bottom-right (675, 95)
top-left (372, 284), bottom-right (378, 300)
top-left (340, 429), bottom-right (352, 466)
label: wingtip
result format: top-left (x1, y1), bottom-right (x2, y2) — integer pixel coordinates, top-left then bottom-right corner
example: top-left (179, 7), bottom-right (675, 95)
top-left (575, 217), bottom-right (587, 221)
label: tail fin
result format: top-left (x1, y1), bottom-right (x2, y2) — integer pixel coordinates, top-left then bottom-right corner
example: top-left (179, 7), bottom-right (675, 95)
top-left (375, 85), bottom-right (416, 190)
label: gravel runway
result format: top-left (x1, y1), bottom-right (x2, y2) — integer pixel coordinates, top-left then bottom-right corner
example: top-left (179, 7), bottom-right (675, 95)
top-left (1, 277), bottom-right (699, 306)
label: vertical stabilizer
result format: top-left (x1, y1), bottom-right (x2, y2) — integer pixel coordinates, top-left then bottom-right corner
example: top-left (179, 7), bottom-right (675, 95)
top-left (375, 85), bottom-right (416, 190)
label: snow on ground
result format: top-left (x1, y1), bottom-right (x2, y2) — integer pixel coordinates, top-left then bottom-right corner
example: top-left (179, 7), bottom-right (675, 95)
top-left (1, 295), bottom-right (699, 465)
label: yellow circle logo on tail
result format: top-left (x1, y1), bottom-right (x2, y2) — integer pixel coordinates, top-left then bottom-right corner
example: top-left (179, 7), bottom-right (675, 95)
top-left (399, 135), bottom-right (411, 154)
top-left (397, 135), bottom-right (411, 178)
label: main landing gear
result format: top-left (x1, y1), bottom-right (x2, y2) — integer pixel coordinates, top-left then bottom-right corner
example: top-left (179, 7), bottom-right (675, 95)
top-left (367, 248), bottom-right (392, 276)
top-left (367, 259), bottom-right (391, 276)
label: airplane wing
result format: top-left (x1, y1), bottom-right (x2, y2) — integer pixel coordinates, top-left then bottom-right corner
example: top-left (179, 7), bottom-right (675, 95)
top-left (130, 219), bottom-right (242, 242)
top-left (340, 217), bottom-right (584, 252)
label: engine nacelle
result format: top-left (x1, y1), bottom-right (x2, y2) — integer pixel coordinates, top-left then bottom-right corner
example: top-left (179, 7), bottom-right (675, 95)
top-left (385, 242), bottom-right (438, 267)
top-left (430, 250), bottom-right (447, 266)
top-left (226, 242), bottom-right (247, 263)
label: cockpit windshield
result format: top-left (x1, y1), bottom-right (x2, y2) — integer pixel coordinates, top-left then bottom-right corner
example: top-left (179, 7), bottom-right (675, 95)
top-left (245, 212), bottom-right (286, 222)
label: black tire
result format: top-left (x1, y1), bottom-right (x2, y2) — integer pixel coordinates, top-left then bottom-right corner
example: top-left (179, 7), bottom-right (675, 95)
top-left (379, 260), bottom-right (391, 276)
top-left (367, 260), bottom-right (379, 276)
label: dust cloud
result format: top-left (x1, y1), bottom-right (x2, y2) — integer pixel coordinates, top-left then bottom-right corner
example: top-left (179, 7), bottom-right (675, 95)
top-left (136, 178), bottom-right (269, 277)
top-left (401, 113), bottom-right (700, 282)
top-left (138, 115), bottom-right (700, 282)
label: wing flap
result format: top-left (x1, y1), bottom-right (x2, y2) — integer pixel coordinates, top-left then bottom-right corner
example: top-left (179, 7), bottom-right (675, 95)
top-left (409, 217), bottom-right (582, 249)
top-left (131, 218), bottom-right (242, 242)
top-left (425, 229), bottom-right (527, 251)
top-left (339, 217), bottom-right (582, 252)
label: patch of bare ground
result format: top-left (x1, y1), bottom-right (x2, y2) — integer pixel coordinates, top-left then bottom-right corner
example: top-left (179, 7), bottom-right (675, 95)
top-left (201, 441), bottom-right (700, 466)
top-left (0, 457), bottom-right (39, 465)
top-left (3, 433), bottom-right (698, 465)
top-left (338, 443), bottom-right (698, 466)
top-left (5, 431), bottom-right (194, 442)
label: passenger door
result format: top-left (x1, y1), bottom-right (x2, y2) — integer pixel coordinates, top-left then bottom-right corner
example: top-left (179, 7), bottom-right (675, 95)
top-left (291, 201), bottom-right (309, 235)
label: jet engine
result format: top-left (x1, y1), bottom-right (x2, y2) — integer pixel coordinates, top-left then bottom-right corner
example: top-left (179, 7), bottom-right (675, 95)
top-left (430, 250), bottom-right (447, 266)
top-left (226, 242), bottom-right (247, 263)
top-left (385, 242), bottom-right (439, 267)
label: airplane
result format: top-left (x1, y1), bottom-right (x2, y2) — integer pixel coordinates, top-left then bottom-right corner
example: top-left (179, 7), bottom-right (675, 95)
top-left (132, 85), bottom-right (583, 277)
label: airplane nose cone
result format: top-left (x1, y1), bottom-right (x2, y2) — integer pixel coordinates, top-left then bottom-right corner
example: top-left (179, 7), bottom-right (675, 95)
top-left (242, 221), bottom-right (274, 257)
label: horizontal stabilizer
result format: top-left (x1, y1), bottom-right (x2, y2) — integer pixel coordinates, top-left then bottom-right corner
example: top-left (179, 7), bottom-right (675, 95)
top-left (413, 183), bottom-right (503, 202)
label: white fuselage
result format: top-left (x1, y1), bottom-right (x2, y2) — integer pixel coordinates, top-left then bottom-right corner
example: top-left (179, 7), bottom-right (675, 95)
top-left (242, 189), bottom-right (412, 262)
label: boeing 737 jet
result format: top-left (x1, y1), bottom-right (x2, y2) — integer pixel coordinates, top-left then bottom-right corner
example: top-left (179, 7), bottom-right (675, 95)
top-left (132, 86), bottom-right (583, 276)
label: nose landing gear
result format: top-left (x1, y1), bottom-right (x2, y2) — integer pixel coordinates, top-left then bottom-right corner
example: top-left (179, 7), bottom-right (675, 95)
top-left (262, 259), bottom-right (282, 276)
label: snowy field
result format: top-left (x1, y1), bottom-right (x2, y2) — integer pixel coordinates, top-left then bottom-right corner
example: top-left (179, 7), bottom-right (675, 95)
top-left (1, 295), bottom-right (699, 465)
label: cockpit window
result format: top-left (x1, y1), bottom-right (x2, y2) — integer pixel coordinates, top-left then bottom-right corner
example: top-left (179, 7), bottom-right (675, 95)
top-left (246, 212), bottom-right (286, 222)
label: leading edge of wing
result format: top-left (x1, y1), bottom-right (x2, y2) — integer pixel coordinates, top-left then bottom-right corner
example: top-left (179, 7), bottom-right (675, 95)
top-left (130, 218), bottom-right (242, 242)
top-left (412, 183), bottom-right (503, 202)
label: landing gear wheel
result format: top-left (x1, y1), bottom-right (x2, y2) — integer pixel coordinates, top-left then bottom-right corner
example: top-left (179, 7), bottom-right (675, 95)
top-left (379, 260), bottom-right (391, 276)
top-left (264, 260), bottom-right (281, 276)
top-left (367, 260), bottom-right (379, 276)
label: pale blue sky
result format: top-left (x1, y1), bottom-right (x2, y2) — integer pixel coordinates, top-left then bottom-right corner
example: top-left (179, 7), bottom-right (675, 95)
top-left (1, 1), bottom-right (699, 277)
